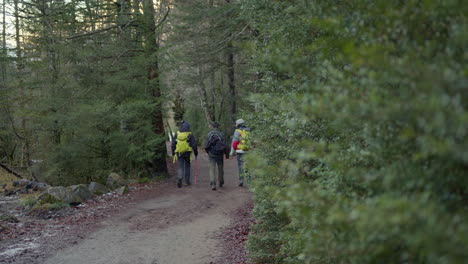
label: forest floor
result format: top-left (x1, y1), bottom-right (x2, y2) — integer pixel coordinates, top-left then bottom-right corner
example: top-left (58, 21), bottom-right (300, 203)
top-left (0, 150), bottom-right (254, 264)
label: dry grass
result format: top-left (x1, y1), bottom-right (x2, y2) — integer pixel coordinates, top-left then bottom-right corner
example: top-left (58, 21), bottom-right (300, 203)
top-left (0, 168), bottom-right (19, 188)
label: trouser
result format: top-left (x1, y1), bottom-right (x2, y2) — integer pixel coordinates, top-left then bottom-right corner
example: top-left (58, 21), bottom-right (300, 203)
top-left (177, 156), bottom-right (191, 184)
top-left (237, 153), bottom-right (246, 184)
top-left (208, 156), bottom-right (224, 184)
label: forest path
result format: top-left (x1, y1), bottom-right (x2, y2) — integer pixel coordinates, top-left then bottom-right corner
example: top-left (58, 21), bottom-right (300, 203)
top-left (42, 153), bottom-right (251, 264)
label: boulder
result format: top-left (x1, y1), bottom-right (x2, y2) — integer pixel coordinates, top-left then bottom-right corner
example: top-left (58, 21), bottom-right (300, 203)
top-left (13, 179), bottom-right (30, 188)
top-left (12, 180), bottom-right (49, 191)
top-left (127, 178), bottom-right (138, 184)
top-left (68, 184), bottom-right (93, 201)
top-left (114, 186), bottom-right (129, 195)
top-left (88, 182), bottom-right (109, 195)
top-left (106, 173), bottom-right (127, 189)
top-left (38, 186), bottom-right (82, 205)
top-left (29, 181), bottom-right (50, 191)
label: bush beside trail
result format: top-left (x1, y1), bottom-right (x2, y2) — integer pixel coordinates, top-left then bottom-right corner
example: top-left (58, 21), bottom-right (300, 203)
top-left (238, 0), bottom-right (468, 263)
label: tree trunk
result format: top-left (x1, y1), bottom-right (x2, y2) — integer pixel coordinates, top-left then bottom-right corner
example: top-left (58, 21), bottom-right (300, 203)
top-left (197, 66), bottom-right (216, 125)
top-left (225, 0), bottom-right (237, 125)
top-left (14, 0), bottom-right (31, 170)
top-left (143, 0), bottom-right (167, 176)
top-left (84, 0), bottom-right (96, 31)
top-left (227, 41), bottom-right (236, 125)
top-left (1, 0), bottom-right (7, 85)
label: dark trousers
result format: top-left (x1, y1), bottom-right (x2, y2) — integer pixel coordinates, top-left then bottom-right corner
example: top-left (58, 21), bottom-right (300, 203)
top-left (177, 156), bottom-right (191, 184)
top-left (208, 156), bottom-right (224, 184)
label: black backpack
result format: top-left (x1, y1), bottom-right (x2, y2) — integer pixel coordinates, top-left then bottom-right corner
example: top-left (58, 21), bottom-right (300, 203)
top-left (211, 134), bottom-right (226, 155)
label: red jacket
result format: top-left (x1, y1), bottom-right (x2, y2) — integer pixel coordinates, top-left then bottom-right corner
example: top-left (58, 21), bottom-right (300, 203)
top-left (232, 140), bottom-right (240, 150)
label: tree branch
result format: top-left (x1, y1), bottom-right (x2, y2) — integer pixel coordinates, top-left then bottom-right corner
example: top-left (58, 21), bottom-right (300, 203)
top-left (4, 106), bottom-right (25, 141)
top-left (66, 19), bottom-right (136, 40)
top-left (155, 6), bottom-right (171, 29)
top-left (0, 161), bottom-right (23, 179)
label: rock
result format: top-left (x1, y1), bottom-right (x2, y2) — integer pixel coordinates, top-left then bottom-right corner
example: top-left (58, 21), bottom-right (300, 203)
top-left (68, 184), bottom-right (93, 201)
top-left (18, 188), bottom-right (31, 194)
top-left (0, 223), bottom-right (8, 232)
top-left (30, 181), bottom-right (50, 191)
top-left (114, 186), bottom-right (129, 195)
top-left (13, 179), bottom-right (30, 188)
top-left (127, 178), bottom-right (138, 184)
top-left (38, 186), bottom-right (82, 205)
top-left (88, 182), bottom-right (109, 195)
top-left (12, 180), bottom-right (49, 191)
top-left (4, 189), bottom-right (16, 196)
top-left (106, 173), bottom-right (127, 189)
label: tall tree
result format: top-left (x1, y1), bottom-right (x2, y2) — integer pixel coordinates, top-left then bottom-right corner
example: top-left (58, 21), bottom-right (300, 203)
top-left (141, 0), bottom-right (168, 175)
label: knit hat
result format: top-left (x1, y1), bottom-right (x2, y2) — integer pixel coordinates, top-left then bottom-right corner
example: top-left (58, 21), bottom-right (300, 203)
top-left (235, 119), bottom-right (245, 125)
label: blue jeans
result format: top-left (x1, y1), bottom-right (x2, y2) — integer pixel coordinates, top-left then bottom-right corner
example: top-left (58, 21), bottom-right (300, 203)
top-left (237, 153), bottom-right (245, 183)
top-left (177, 156), bottom-right (191, 184)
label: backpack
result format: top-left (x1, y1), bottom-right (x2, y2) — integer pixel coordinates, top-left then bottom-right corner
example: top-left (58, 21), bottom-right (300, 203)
top-left (211, 134), bottom-right (226, 155)
top-left (236, 129), bottom-right (251, 151)
top-left (175, 131), bottom-right (192, 154)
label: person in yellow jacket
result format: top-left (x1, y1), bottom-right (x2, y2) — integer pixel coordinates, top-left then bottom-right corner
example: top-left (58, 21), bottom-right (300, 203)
top-left (230, 119), bottom-right (251, 187)
top-left (171, 121), bottom-right (198, 188)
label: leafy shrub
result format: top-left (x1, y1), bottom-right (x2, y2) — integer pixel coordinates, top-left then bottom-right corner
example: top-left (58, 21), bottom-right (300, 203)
top-left (239, 0), bottom-right (468, 263)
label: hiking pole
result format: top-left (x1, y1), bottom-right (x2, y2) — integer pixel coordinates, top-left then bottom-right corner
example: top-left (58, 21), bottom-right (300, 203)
top-left (194, 158), bottom-right (198, 185)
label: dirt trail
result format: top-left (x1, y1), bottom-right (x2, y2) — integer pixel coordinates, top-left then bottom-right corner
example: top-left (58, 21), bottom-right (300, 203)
top-left (1, 153), bottom-right (251, 264)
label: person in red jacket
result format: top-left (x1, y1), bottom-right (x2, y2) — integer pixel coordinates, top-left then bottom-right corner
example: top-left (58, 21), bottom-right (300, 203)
top-left (230, 119), bottom-right (251, 187)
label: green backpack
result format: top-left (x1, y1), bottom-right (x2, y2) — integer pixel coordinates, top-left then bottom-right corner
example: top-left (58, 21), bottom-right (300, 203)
top-left (175, 131), bottom-right (192, 154)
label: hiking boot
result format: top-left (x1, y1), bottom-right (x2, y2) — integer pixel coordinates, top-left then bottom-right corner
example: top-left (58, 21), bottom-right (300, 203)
top-left (238, 182), bottom-right (243, 187)
top-left (219, 181), bottom-right (224, 188)
top-left (177, 179), bottom-right (182, 188)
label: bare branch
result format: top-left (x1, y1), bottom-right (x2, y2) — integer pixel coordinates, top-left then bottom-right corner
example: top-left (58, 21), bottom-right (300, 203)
top-left (66, 19), bottom-right (136, 40)
top-left (111, 49), bottom-right (145, 65)
top-left (156, 6), bottom-right (171, 29)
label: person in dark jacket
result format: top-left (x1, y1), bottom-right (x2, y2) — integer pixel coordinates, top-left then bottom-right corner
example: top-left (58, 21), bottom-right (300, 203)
top-left (171, 121), bottom-right (198, 188)
top-left (204, 122), bottom-right (229, 190)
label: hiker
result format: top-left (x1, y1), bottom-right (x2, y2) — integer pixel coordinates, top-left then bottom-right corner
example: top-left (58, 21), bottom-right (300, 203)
top-left (204, 122), bottom-right (229, 190)
top-left (230, 119), bottom-right (251, 187)
top-left (172, 121), bottom-right (198, 188)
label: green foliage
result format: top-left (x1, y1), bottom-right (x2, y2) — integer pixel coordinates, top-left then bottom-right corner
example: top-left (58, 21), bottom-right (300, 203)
top-left (3, 0), bottom-right (170, 185)
top-left (19, 193), bottom-right (69, 212)
top-left (138, 177), bottom-right (151, 184)
top-left (239, 0), bottom-right (468, 263)
top-left (45, 201), bottom-right (70, 211)
top-left (29, 201), bottom-right (70, 216)
top-left (18, 194), bottom-right (40, 208)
